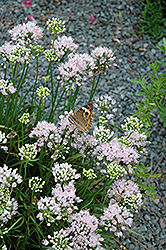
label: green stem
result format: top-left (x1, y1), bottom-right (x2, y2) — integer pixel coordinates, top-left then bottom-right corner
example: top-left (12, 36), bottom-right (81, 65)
top-left (42, 99), bottom-right (45, 119)
top-left (50, 62), bottom-right (54, 106)
top-left (107, 122), bottom-right (124, 132)
top-left (21, 124), bottom-right (24, 146)
top-left (67, 89), bottom-right (73, 111)
top-left (52, 33), bottom-right (56, 48)
top-left (46, 62), bottom-right (51, 76)
top-left (88, 73), bottom-right (101, 103)
top-left (49, 88), bottom-right (66, 122)
top-left (71, 85), bottom-right (80, 109)
top-left (12, 63), bottom-right (17, 85)
top-left (14, 62), bottom-right (19, 85)
top-left (17, 62), bottom-right (29, 92)
top-left (32, 56), bottom-right (39, 105)
top-left (10, 63), bottom-right (29, 127)
top-left (63, 91), bottom-right (68, 113)
top-left (0, 95), bottom-right (5, 124)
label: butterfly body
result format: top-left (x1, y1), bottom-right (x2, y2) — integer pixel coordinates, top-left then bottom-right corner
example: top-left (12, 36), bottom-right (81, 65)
top-left (68, 104), bottom-right (93, 132)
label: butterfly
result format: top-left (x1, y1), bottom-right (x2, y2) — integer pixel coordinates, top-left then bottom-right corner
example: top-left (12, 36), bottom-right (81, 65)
top-left (68, 104), bottom-right (93, 132)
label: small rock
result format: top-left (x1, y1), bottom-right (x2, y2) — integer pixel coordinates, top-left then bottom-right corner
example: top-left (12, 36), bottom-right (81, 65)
top-left (160, 217), bottom-right (166, 229)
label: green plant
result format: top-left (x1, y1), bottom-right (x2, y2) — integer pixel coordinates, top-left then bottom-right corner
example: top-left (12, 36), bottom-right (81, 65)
top-left (132, 37), bottom-right (166, 126)
top-left (138, 0), bottom-right (166, 38)
top-left (0, 18), bottom-right (160, 250)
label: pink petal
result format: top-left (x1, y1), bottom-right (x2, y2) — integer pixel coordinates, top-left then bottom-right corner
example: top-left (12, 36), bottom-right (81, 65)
top-left (90, 15), bottom-right (95, 24)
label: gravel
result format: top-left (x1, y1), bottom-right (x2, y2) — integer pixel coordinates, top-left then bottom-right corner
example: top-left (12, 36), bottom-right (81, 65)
top-left (0, 0), bottom-right (166, 249)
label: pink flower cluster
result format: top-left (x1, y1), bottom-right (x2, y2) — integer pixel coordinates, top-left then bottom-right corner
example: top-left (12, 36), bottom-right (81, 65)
top-left (37, 182), bottom-right (82, 225)
top-left (67, 210), bottom-right (104, 249)
top-left (0, 42), bottom-right (32, 64)
top-left (0, 22), bottom-right (43, 65)
top-left (123, 131), bottom-right (148, 154)
top-left (108, 179), bottom-right (142, 210)
top-left (43, 210), bottom-right (104, 249)
top-left (94, 94), bottom-right (116, 121)
top-left (95, 138), bottom-right (139, 165)
top-left (58, 114), bottom-right (140, 167)
top-left (0, 42), bottom-right (14, 64)
top-left (0, 165), bottom-right (22, 223)
top-left (0, 79), bottom-right (16, 96)
top-left (91, 46), bottom-right (116, 68)
top-left (0, 164), bottom-right (22, 187)
top-left (71, 130), bottom-right (98, 156)
top-left (54, 35), bottom-right (78, 58)
top-left (42, 228), bottom-right (71, 249)
top-left (29, 121), bottom-right (62, 152)
top-left (58, 53), bottom-right (95, 90)
top-left (8, 22), bottom-right (43, 47)
top-left (0, 198), bottom-right (18, 223)
top-left (100, 199), bottom-right (133, 237)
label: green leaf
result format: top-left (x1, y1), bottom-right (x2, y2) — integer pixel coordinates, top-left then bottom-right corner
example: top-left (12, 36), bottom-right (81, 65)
top-left (157, 60), bottom-right (166, 66)
top-left (156, 45), bottom-right (165, 53)
top-left (127, 228), bottom-right (151, 239)
top-left (136, 91), bottom-right (146, 96)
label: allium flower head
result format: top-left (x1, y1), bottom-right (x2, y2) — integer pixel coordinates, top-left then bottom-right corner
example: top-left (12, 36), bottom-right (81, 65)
top-left (0, 165), bottom-right (22, 223)
top-left (18, 113), bottom-right (30, 124)
top-left (0, 42), bottom-right (14, 66)
top-left (100, 199), bottom-right (133, 236)
top-left (42, 229), bottom-right (71, 249)
top-left (54, 35), bottom-right (78, 58)
top-left (94, 94), bottom-right (116, 119)
top-left (9, 44), bottom-right (32, 64)
top-left (96, 138), bottom-right (139, 165)
top-left (108, 179), bottom-right (142, 210)
top-left (0, 164), bottom-right (22, 187)
top-left (46, 17), bottom-right (66, 34)
top-left (31, 45), bottom-right (43, 56)
top-left (36, 86), bottom-right (50, 100)
top-left (121, 116), bottom-right (143, 132)
top-left (18, 143), bottom-right (37, 160)
top-left (44, 49), bottom-right (58, 62)
top-left (121, 117), bottom-right (149, 154)
top-left (93, 125), bottom-right (113, 143)
top-left (0, 43), bottom-right (32, 64)
top-left (91, 46), bottom-right (116, 72)
top-left (58, 53), bottom-right (95, 90)
top-left (9, 22), bottom-right (43, 47)
top-left (2, 245), bottom-right (8, 250)
top-left (29, 121), bottom-right (62, 152)
top-left (0, 192), bottom-right (18, 223)
top-left (126, 131), bottom-right (148, 154)
top-left (29, 177), bottom-right (45, 192)
top-left (83, 168), bottom-right (97, 180)
top-left (104, 163), bottom-right (124, 180)
top-left (37, 182), bottom-right (82, 225)
top-left (52, 162), bottom-right (80, 183)
top-left (0, 79), bottom-right (16, 96)
top-left (71, 131), bottom-right (98, 156)
top-left (68, 210), bottom-right (104, 249)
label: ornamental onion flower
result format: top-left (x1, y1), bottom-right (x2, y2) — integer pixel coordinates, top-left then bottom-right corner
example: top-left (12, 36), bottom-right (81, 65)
top-left (18, 143), bottom-right (37, 160)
